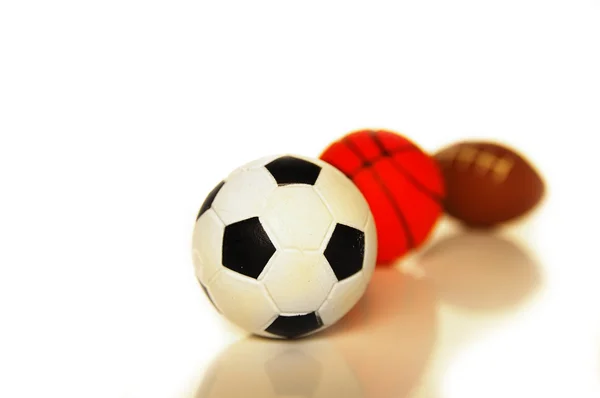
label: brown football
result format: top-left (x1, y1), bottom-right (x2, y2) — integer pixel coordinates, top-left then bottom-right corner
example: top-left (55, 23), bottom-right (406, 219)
top-left (434, 141), bottom-right (545, 227)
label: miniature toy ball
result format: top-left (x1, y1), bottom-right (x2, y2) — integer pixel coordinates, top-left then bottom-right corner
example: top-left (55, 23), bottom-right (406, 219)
top-left (320, 129), bottom-right (445, 265)
top-left (192, 154), bottom-right (377, 339)
top-left (435, 141), bottom-right (545, 227)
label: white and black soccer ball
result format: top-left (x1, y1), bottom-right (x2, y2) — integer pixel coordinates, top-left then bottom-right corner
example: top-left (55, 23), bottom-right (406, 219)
top-left (192, 155), bottom-right (377, 339)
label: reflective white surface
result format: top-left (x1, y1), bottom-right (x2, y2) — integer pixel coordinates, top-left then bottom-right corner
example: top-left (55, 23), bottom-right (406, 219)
top-left (190, 220), bottom-right (600, 398)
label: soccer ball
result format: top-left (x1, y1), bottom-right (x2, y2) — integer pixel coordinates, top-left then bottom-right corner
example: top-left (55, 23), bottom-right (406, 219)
top-left (192, 154), bottom-right (377, 338)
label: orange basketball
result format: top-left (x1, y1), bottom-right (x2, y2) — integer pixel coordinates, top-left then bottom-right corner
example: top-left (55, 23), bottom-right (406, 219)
top-left (320, 129), bottom-right (445, 265)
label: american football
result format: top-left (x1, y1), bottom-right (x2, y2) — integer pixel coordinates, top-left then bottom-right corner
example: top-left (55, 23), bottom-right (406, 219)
top-left (435, 141), bottom-right (545, 227)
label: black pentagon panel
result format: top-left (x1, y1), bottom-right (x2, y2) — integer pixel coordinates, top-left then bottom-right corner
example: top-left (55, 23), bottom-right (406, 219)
top-left (196, 180), bottom-right (225, 220)
top-left (198, 280), bottom-right (221, 313)
top-left (265, 156), bottom-right (322, 186)
top-left (265, 312), bottom-right (323, 339)
top-left (222, 217), bottom-right (276, 279)
top-left (324, 223), bottom-right (365, 281)
top-left (265, 349), bottom-right (322, 396)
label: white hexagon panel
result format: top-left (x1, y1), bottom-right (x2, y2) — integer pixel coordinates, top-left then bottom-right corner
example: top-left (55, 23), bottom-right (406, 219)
top-left (263, 250), bottom-right (337, 314)
top-left (362, 212), bottom-right (378, 284)
top-left (192, 154), bottom-right (377, 339)
top-left (319, 272), bottom-right (367, 327)
top-left (192, 209), bottom-right (225, 285)
top-left (212, 167), bottom-right (278, 226)
top-left (314, 163), bottom-right (370, 230)
top-left (226, 154), bottom-right (280, 179)
top-left (262, 185), bottom-right (333, 251)
top-left (207, 269), bottom-right (280, 333)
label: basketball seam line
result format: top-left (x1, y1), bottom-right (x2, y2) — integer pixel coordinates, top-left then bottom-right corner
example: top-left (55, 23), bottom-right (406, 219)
top-left (369, 167), bottom-right (416, 251)
top-left (341, 136), bottom-right (415, 251)
top-left (346, 145), bottom-right (418, 178)
top-left (389, 157), bottom-right (444, 203)
top-left (368, 132), bottom-right (444, 203)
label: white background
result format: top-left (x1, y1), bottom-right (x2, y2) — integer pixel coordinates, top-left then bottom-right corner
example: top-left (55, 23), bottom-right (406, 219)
top-left (1, 1), bottom-right (600, 397)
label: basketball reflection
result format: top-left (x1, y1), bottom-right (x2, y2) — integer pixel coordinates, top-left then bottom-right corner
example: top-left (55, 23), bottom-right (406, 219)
top-left (195, 269), bottom-right (437, 398)
top-left (417, 231), bottom-right (541, 312)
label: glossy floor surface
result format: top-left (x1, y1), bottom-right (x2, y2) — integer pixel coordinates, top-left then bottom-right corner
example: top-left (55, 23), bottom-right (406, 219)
top-left (186, 213), bottom-right (600, 398)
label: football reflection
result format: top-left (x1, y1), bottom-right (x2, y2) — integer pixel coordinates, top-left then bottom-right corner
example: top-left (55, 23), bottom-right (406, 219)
top-left (195, 269), bottom-right (437, 398)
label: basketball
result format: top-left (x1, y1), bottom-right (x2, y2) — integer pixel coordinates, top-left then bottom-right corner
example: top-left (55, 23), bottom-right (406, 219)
top-left (320, 129), bottom-right (445, 265)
